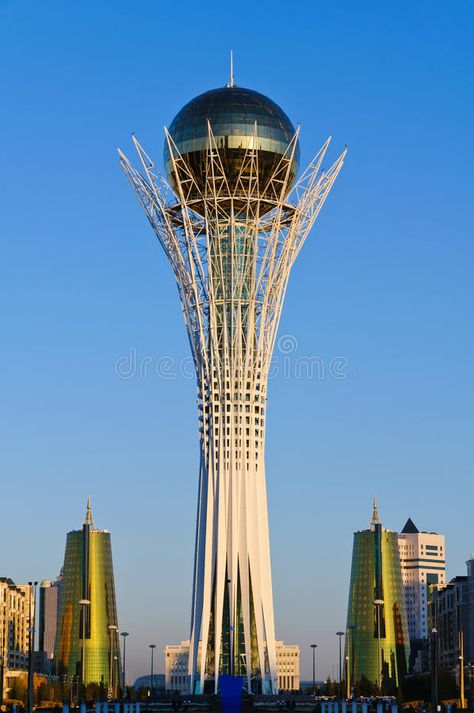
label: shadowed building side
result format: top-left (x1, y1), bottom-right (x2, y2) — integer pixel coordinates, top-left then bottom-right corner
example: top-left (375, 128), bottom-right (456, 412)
top-left (345, 499), bottom-right (409, 691)
top-left (54, 500), bottom-right (121, 689)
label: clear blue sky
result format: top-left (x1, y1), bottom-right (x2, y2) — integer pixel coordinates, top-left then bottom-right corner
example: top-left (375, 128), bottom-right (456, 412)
top-left (1, 0), bottom-right (473, 684)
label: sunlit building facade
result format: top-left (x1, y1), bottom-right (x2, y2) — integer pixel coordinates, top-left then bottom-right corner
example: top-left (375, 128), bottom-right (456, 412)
top-left (37, 577), bottom-right (61, 672)
top-left (120, 75), bottom-right (345, 694)
top-left (0, 578), bottom-right (33, 672)
top-left (165, 640), bottom-right (299, 693)
top-left (54, 500), bottom-right (120, 688)
top-left (398, 518), bottom-right (446, 672)
top-left (345, 500), bottom-right (409, 689)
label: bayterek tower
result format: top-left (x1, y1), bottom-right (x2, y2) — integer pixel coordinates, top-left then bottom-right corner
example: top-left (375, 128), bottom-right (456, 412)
top-left (120, 71), bottom-right (346, 694)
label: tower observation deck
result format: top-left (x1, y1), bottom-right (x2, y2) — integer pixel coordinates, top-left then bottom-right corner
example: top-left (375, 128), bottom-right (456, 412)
top-left (120, 79), bottom-right (346, 694)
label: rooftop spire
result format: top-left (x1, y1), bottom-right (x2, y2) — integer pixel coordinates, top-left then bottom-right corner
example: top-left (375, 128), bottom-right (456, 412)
top-left (371, 496), bottom-right (381, 528)
top-left (226, 49), bottom-right (235, 88)
top-left (84, 496), bottom-right (95, 528)
top-left (402, 517), bottom-right (419, 534)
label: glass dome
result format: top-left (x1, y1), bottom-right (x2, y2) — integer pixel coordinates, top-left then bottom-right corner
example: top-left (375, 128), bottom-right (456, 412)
top-left (164, 86), bottom-right (299, 209)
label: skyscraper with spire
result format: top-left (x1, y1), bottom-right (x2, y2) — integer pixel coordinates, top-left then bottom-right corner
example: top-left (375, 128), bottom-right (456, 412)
top-left (345, 499), bottom-right (409, 691)
top-left (55, 499), bottom-right (121, 690)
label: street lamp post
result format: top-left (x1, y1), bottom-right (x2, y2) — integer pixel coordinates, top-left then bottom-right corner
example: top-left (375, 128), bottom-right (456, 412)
top-left (0, 654), bottom-right (4, 708)
top-left (346, 624), bottom-right (357, 698)
top-left (27, 581), bottom-right (38, 713)
top-left (79, 598), bottom-right (90, 700)
top-left (431, 627), bottom-right (438, 713)
top-left (108, 625), bottom-right (118, 700)
top-left (114, 656), bottom-right (119, 695)
top-left (345, 656), bottom-right (350, 700)
top-left (373, 599), bottom-right (384, 692)
top-left (0, 606), bottom-right (5, 708)
top-left (459, 630), bottom-right (465, 709)
top-left (226, 578), bottom-right (234, 676)
top-left (149, 644), bottom-right (156, 699)
top-left (336, 632), bottom-right (345, 699)
top-left (120, 632), bottom-right (129, 697)
top-left (310, 644), bottom-right (317, 693)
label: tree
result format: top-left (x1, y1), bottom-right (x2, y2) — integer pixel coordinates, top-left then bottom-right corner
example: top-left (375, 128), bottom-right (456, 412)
top-left (9, 675), bottom-right (27, 704)
top-left (325, 677), bottom-right (338, 696)
top-left (354, 675), bottom-right (379, 697)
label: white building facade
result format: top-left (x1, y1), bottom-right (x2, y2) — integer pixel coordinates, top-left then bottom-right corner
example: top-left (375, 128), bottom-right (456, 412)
top-left (165, 640), bottom-right (300, 693)
top-left (165, 641), bottom-right (197, 694)
top-left (398, 518), bottom-right (446, 671)
top-left (0, 578), bottom-right (33, 674)
top-left (275, 641), bottom-right (300, 692)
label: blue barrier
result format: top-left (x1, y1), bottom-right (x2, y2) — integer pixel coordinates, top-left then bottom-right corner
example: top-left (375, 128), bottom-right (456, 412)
top-left (220, 675), bottom-right (243, 713)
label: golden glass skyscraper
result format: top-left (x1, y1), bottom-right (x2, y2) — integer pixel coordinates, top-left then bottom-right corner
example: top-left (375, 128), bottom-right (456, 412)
top-left (55, 500), bottom-right (120, 690)
top-left (345, 500), bottom-right (410, 691)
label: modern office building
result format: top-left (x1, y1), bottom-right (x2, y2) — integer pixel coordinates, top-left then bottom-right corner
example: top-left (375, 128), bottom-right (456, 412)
top-left (428, 557), bottom-right (474, 675)
top-left (120, 72), bottom-right (345, 694)
top-left (429, 576), bottom-right (469, 670)
top-left (0, 578), bottom-right (34, 672)
top-left (37, 577), bottom-right (61, 672)
top-left (345, 499), bottom-right (410, 689)
top-left (398, 518), bottom-right (446, 672)
top-left (165, 640), bottom-right (300, 693)
top-left (165, 641), bottom-right (193, 693)
top-left (54, 500), bottom-right (121, 690)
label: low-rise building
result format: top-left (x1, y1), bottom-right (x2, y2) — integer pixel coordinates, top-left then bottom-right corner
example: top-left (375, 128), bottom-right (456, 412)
top-left (430, 576), bottom-right (469, 671)
top-left (165, 641), bottom-right (193, 693)
top-left (164, 640), bottom-right (300, 693)
top-left (275, 641), bottom-right (300, 691)
top-left (0, 577), bottom-right (34, 697)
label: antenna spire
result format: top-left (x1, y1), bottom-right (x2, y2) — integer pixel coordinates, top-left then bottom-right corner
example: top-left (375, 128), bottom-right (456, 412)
top-left (84, 496), bottom-right (95, 528)
top-left (226, 49), bottom-right (235, 88)
top-left (371, 496), bottom-right (381, 528)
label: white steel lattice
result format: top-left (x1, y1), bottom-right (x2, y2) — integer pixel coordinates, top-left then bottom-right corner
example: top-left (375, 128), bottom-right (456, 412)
top-left (119, 124), bottom-right (346, 694)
